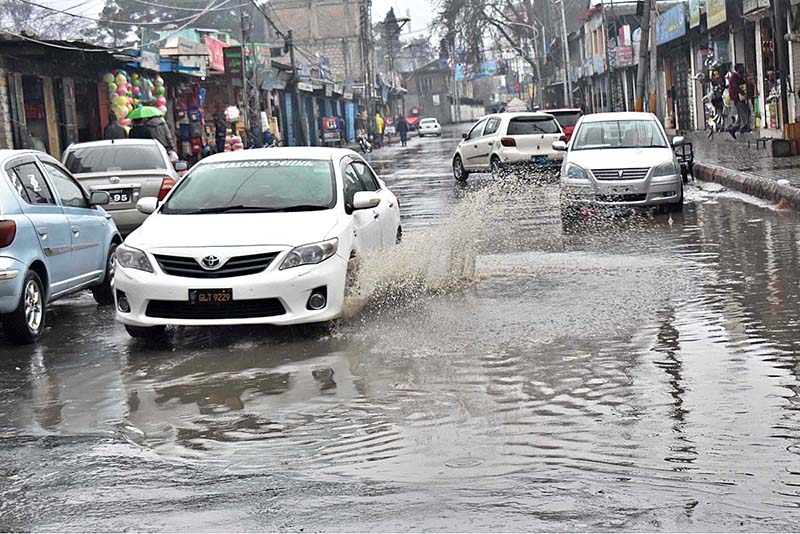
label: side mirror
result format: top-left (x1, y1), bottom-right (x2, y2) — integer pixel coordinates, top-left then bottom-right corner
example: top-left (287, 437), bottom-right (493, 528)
top-left (136, 197), bottom-right (159, 215)
top-left (552, 140), bottom-right (568, 152)
top-left (462, 133), bottom-right (468, 139)
top-left (672, 136), bottom-right (685, 146)
top-left (175, 160), bottom-right (189, 172)
top-left (89, 191), bottom-right (110, 206)
top-left (352, 191), bottom-right (381, 210)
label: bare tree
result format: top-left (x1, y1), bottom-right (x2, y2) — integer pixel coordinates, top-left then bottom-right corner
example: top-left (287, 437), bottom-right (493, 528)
top-left (0, 0), bottom-right (97, 40)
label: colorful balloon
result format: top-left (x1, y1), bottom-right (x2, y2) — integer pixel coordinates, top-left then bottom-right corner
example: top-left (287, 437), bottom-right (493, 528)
top-left (154, 75), bottom-right (164, 85)
top-left (156, 96), bottom-right (167, 107)
top-left (108, 82), bottom-right (117, 92)
top-left (132, 80), bottom-right (140, 88)
top-left (131, 72), bottom-right (139, 80)
top-left (117, 87), bottom-right (127, 96)
top-left (103, 73), bottom-right (114, 84)
top-left (153, 85), bottom-right (165, 97)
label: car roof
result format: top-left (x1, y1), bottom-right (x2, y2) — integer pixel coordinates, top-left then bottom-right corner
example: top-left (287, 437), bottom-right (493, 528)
top-left (65, 139), bottom-right (163, 150)
top-left (500, 112), bottom-right (556, 119)
top-left (198, 147), bottom-right (361, 164)
top-left (420, 117), bottom-right (439, 121)
top-left (581, 112), bottom-right (657, 122)
top-left (0, 149), bottom-right (56, 166)
top-left (541, 108), bottom-right (582, 114)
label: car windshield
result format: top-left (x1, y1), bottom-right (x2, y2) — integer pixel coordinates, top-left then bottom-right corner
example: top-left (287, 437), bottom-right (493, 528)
top-left (571, 120), bottom-right (667, 150)
top-left (161, 159), bottom-right (336, 214)
top-left (421, 119), bottom-right (437, 124)
top-left (549, 112), bottom-right (581, 128)
top-left (507, 116), bottom-right (561, 135)
top-left (64, 145), bottom-right (166, 173)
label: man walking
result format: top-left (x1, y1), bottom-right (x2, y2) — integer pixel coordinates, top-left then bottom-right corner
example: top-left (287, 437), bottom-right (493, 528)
top-left (375, 112), bottom-right (384, 148)
top-left (214, 112), bottom-right (227, 154)
top-left (728, 64), bottom-right (751, 138)
top-left (397, 116), bottom-right (409, 147)
top-left (104, 111), bottom-right (127, 140)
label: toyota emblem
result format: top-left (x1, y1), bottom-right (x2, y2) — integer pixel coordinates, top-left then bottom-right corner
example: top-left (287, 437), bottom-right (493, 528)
top-left (201, 255), bottom-right (221, 270)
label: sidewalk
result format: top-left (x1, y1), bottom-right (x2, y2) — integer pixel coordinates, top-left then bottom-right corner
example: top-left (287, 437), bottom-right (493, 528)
top-left (686, 131), bottom-right (800, 210)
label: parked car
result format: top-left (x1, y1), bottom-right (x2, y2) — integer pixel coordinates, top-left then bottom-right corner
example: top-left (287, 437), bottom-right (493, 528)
top-left (556, 112), bottom-right (684, 221)
top-left (418, 118), bottom-right (442, 137)
top-left (62, 139), bottom-right (185, 236)
top-left (114, 147), bottom-right (401, 338)
top-left (0, 150), bottom-right (120, 345)
top-left (452, 112), bottom-right (565, 181)
top-left (540, 108), bottom-right (583, 142)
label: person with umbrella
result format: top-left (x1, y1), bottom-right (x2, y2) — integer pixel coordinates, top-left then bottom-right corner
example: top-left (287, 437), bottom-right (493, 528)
top-left (128, 106), bottom-right (160, 139)
top-left (128, 118), bottom-right (151, 139)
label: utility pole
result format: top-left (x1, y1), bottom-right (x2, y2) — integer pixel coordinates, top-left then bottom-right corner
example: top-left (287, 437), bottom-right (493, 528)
top-left (649, 0), bottom-right (657, 114)
top-left (240, 8), bottom-right (252, 135)
top-left (634, 0), bottom-right (652, 111)
top-left (600, 0), bottom-right (611, 111)
top-left (240, 5), bottom-right (262, 145)
top-left (557, 0), bottom-right (573, 107)
top-left (360, 2), bottom-right (374, 140)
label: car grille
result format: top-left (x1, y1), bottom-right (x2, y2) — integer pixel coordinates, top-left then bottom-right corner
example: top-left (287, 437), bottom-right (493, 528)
top-left (591, 168), bottom-right (650, 180)
top-left (154, 252), bottom-right (279, 278)
top-left (595, 193), bottom-right (647, 203)
top-left (146, 298), bottom-right (286, 320)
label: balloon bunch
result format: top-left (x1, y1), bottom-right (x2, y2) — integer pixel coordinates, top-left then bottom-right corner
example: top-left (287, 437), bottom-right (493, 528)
top-left (102, 71), bottom-right (169, 123)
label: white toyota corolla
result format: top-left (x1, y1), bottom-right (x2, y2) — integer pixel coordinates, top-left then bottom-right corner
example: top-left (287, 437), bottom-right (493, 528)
top-left (114, 148), bottom-right (401, 338)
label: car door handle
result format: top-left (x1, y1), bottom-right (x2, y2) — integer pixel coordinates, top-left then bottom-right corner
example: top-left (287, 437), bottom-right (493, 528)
top-left (71, 225), bottom-right (80, 236)
top-left (373, 212), bottom-right (380, 219)
top-left (37, 227), bottom-right (47, 237)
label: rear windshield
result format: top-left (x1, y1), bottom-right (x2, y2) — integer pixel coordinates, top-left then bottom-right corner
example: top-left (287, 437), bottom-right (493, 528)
top-left (548, 112), bottom-right (581, 128)
top-left (507, 117), bottom-right (561, 135)
top-left (421, 119), bottom-right (437, 124)
top-left (65, 145), bottom-right (166, 174)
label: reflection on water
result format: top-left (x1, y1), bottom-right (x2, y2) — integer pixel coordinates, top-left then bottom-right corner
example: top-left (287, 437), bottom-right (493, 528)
top-left (1, 141), bottom-right (800, 530)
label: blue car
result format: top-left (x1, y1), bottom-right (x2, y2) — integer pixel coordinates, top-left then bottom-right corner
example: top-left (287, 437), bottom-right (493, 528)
top-left (0, 150), bottom-right (121, 345)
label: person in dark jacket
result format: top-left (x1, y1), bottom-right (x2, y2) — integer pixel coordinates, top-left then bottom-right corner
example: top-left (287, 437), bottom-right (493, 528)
top-left (146, 116), bottom-right (175, 153)
top-left (728, 64), bottom-right (751, 138)
top-left (104, 112), bottom-right (127, 140)
top-left (214, 113), bottom-right (227, 153)
top-left (128, 118), bottom-right (151, 140)
top-left (397, 116), bottom-right (409, 147)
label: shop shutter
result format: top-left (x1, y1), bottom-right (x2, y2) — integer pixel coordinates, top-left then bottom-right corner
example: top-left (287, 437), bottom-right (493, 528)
top-left (792, 41), bottom-right (800, 118)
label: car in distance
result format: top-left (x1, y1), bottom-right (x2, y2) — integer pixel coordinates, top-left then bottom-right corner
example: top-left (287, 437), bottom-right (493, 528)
top-left (418, 118), bottom-right (442, 137)
top-left (114, 147), bottom-right (401, 338)
top-left (0, 150), bottom-right (120, 345)
top-left (556, 112), bottom-right (684, 220)
top-left (540, 108), bottom-right (583, 142)
top-left (63, 139), bottom-right (185, 236)
top-left (452, 112), bottom-right (566, 181)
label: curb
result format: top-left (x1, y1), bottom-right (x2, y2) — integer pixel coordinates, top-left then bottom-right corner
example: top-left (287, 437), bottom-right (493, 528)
top-left (693, 162), bottom-right (800, 211)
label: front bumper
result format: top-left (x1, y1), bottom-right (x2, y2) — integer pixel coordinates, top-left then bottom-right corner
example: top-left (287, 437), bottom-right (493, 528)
top-left (561, 174), bottom-right (682, 207)
top-left (114, 254), bottom-right (349, 327)
top-left (0, 257), bottom-right (25, 314)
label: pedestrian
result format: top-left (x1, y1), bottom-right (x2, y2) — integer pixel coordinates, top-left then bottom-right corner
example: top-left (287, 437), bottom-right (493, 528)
top-left (397, 116), bottom-right (409, 147)
top-left (727, 63), bottom-right (751, 138)
top-left (146, 116), bottom-right (176, 153)
top-left (214, 112), bottom-right (227, 154)
top-left (128, 118), bottom-right (151, 139)
top-left (375, 112), bottom-right (384, 148)
top-left (104, 111), bottom-right (127, 140)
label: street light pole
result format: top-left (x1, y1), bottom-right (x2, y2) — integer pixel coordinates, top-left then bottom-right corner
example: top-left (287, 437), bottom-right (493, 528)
top-left (557, 0), bottom-right (572, 107)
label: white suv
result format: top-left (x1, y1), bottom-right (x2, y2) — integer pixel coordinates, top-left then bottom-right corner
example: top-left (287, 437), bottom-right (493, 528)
top-left (452, 112), bottom-right (565, 181)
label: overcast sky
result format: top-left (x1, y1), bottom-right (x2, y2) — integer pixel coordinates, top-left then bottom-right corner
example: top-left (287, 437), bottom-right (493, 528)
top-left (372, 0), bottom-right (437, 40)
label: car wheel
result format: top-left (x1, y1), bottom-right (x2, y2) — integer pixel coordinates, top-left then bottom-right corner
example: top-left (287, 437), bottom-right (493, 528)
top-left (92, 243), bottom-right (118, 306)
top-left (125, 324), bottom-right (167, 339)
top-left (2, 270), bottom-right (46, 345)
top-left (344, 254), bottom-right (360, 298)
top-left (667, 183), bottom-right (684, 212)
top-left (453, 155), bottom-right (469, 182)
top-left (491, 156), bottom-right (503, 178)
top-left (395, 226), bottom-right (403, 244)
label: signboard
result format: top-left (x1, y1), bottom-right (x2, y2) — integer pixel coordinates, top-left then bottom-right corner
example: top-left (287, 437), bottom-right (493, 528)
top-left (616, 45), bottom-right (634, 67)
top-left (708, 0), bottom-right (727, 28)
top-left (223, 46), bottom-right (244, 77)
top-left (245, 43), bottom-right (271, 71)
top-left (161, 37), bottom-right (207, 76)
top-left (205, 36), bottom-right (227, 72)
top-left (656, 3), bottom-right (687, 46)
top-left (140, 50), bottom-right (159, 71)
top-left (297, 81), bottom-right (313, 92)
top-left (689, 0), bottom-right (701, 28)
top-left (743, 0), bottom-right (770, 15)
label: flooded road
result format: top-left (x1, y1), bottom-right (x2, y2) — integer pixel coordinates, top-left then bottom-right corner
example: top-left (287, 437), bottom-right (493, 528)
top-left (2, 127), bottom-right (800, 531)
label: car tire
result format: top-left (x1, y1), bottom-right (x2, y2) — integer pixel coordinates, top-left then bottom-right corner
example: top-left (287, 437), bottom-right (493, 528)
top-left (124, 324), bottom-right (167, 339)
top-left (490, 156), bottom-right (503, 178)
top-left (92, 242), bottom-right (118, 306)
top-left (667, 183), bottom-right (684, 213)
top-left (395, 226), bottom-right (403, 244)
top-left (2, 270), bottom-right (46, 345)
top-left (453, 155), bottom-right (469, 182)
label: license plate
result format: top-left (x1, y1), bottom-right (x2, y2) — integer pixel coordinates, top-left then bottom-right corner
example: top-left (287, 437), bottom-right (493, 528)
top-left (189, 288), bottom-right (232, 305)
top-left (532, 156), bottom-right (549, 164)
top-left (107, 188), bottom-right (131, 203)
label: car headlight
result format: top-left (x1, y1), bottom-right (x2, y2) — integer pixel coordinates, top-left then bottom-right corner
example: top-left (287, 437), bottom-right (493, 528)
top-left (280, 238), bottom-right (338, 270)
top-left (653, 160), bottom-right (679, 177)
top-left (116, 245), bottom-right (154, 273)
top-left (563, 162), bottom-right (589, 181)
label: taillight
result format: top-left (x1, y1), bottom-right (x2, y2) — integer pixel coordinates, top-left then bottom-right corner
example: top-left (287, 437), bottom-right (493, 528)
top-left (0, 220), bottom-right (16, 248)
top-left (500, 137), bottom-right (516, 147)
top-left (157, 177), bottom-right (175, 201)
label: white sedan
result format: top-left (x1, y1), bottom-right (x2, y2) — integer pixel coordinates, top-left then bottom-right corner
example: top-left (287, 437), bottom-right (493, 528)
top-left (418, 118), bottom-right (442, 137)
top-left (113, 148), bottom-right (401, 338)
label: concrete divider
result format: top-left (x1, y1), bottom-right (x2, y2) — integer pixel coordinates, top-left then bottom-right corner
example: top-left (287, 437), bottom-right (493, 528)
top-left (693, 162), bottom-right (800, 211)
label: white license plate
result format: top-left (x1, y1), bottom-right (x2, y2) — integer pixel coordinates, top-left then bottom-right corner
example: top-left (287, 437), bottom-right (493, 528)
top-left (107, 189), bottom-right (131, 204)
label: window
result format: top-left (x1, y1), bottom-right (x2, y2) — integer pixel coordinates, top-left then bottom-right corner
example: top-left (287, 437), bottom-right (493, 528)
top-left (467, 119), bottom-right (487, 140)
top-left (507, 117), bottom-right (561, 135)
top-left (161, 159), bottom-right (336, 214)
top-left (343, 164), bottom-right (366, 207)
top-left (350, 161), bottom-right (380, 192)
top-left (571, 120), bottom-right (667, 151)
top-left (64, 145), bottom-right (166, 174)
top-left (42, 162), bottom-right (88, 209)
top-left (484, 118), bottom-right (501, 135)
top-left (10, 163), bottom-right (55, 205)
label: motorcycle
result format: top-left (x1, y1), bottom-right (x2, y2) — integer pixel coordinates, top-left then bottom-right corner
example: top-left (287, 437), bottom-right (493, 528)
top-left (357, 135), bottom-right (373, 154)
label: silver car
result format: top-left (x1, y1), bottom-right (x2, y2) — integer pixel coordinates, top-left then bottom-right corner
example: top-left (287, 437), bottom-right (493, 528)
top-left (555, 112), bottom-right (684, 220)
top-left (62, 139), bottom-right (185, 236)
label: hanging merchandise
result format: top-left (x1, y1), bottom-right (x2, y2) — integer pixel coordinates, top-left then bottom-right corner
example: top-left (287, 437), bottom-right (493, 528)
top-left (101, 70), bottom-right (169, 127)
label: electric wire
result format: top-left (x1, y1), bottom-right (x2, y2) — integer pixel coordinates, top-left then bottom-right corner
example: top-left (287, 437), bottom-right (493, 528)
top-left (17, 0), bottom-right (230, 26)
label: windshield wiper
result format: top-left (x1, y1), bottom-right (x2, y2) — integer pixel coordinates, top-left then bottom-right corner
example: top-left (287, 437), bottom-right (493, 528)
top-left (175, 204), bottom-right (329, 214)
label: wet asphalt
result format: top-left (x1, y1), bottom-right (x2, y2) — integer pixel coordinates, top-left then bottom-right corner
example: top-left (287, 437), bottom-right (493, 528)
top-left (1, 127), bottom-right (800, 531)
